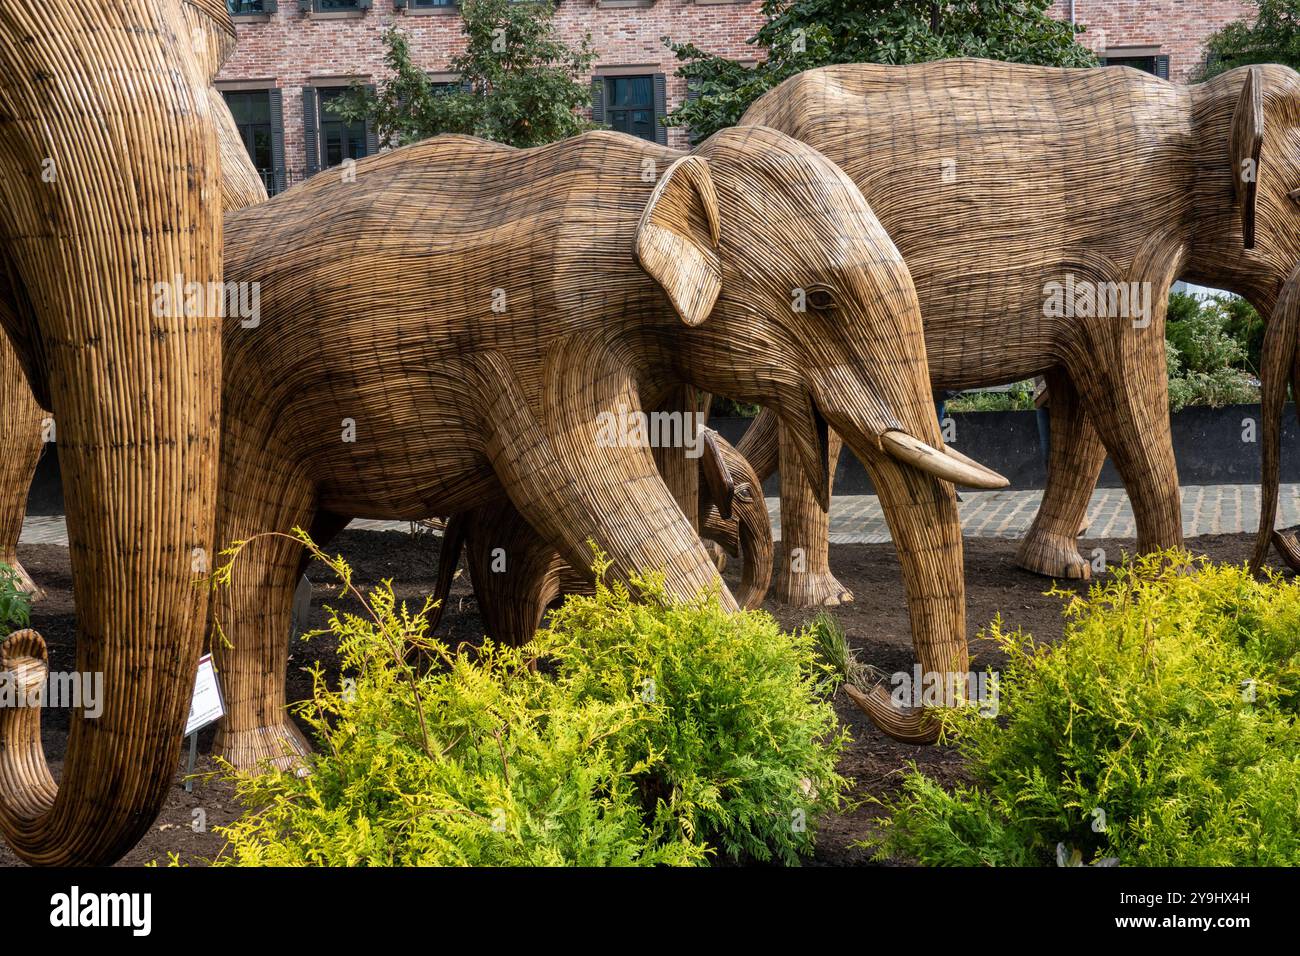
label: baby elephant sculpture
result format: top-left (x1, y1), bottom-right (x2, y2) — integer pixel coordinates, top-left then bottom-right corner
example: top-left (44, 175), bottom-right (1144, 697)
top-left (213, 125), bottom-right (1008, 767)
top-left (431, 425), bottom-right (773, 647)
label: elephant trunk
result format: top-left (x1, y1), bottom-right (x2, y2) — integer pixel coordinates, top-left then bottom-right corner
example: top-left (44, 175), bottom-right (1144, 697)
top-left (0, 0), bottom-right (223, 865)
top-left (1252, 262), bottom-right (1300, 572)
top-left (840, 447), bottom-right (967, 744)
top-left (814, 358), bottom-right (988, 743)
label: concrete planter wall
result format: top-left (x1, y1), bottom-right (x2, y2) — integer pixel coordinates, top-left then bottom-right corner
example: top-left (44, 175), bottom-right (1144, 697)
top-left (23, 403), bottom-right (1295, 516)
top-left (710, 403), bottom-right (1298, 497)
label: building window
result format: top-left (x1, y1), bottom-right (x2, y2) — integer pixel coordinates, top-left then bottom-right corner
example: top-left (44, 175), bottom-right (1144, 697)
top-left (222, 88), bottom-right (287, 195)
top-left (604, 75), bottom-right (655, 141)
top-left (303, 85), bottom-right (378, 176)
top-left (319, 88), bottom-right (369, 166)
top-left (1104, 53), bottom-right (1170, 79)
top-left (410, 0), bottom-right (455, 8)
top-left (228, 0), bottom-right (272, 13)
top-left (300, 0), bottom-right (370, 11)
top-left (592, 73), bottom-right (667, 145)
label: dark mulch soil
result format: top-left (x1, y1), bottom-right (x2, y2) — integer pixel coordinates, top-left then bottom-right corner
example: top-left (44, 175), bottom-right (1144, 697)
top-left (0, 529), bottom-right (1262, 867)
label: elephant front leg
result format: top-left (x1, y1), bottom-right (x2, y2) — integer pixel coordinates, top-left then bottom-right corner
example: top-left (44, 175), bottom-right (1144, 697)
top-left (1016, 370), bottom-right (1108, 579)
top-left (482, 348), bottom-right (735, 610)
top-left (1073, 273), bottom-right (1183, 558)
top-left (210, 454), bottom-right (316, 772)
top-left (776, 420), bottom-right (851, 607)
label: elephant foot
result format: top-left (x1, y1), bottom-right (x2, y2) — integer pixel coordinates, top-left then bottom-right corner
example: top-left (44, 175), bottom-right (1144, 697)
top-left (1016, 532), bottom-right (1091, 580)
top-left (704, 539), bottom-right (728, 574)
top-left (1, 556), bottom-right (44, 602)
top-left (212, 718), bottom-right (313, 774)
top-left (776, 569), bottom-right (853, 607)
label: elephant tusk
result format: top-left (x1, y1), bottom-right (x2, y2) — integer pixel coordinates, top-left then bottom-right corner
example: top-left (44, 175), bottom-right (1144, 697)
top-left (941, 442), bottom-right (1012, 489)
top-left (880, 430), bottom-right (1009, 490)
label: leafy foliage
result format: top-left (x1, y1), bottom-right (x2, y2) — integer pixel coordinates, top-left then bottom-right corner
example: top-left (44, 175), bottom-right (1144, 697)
top-left (334, 0), bottom-right (594, 149)
top-left (0, 564), bottom-right (30, 637)
top-left (1200, 1), bottom-right (1300, 79)
top-left (869, 551), bottom-right (1300, 866)
top-left (212, 536), bottom-right (847, 866)
top-left (947, 382), bottom-right (1036, 412)
top-left (1165, 291), bottom-right (1260, 411)
top-left (666, 0), bottom-right (1097, 141)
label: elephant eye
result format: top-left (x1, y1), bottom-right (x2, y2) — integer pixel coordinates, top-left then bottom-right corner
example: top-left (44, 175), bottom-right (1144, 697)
top-left (805, 285), bottom-right (836, 312)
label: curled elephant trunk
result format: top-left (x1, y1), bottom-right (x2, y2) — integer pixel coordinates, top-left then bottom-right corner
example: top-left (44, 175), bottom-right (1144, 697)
top-left (1253, 262), bottom-right (1300, 573)
top-left (839, 445), bottom-right (967, 744)
top-left (698, 432), bottom-right (773, 609)
top-left (0, 0), bottom-right (223, 865)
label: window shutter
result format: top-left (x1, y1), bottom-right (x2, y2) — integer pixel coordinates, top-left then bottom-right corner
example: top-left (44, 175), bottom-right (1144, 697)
top-left (1154, 55), bottom-right (1170, 80)
top-left (302, 86), bottom-right (320, 177)
top-left (268, 87), bottom-right (287, 194)
top-left (652, 72), bottom-right (668, 146)
top-left (591, 77), bottom-right (605, 126)
top-left (686, 78), bottom-right (701, 147)
top-left (365, 83), bottom-right (380, 155)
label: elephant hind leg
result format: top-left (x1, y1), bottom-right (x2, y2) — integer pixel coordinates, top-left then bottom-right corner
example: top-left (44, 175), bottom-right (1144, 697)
top-left (461, 501), bottom-right (579, 647)
top-left (1017, 370), bottom-right (1106, 579)
top-left (776, 421), bottom-right (851, 607)
top-left (210, 456), bottom-right (316, 772)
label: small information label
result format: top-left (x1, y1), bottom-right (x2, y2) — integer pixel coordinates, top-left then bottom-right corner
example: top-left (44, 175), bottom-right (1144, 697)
top-left (185, 653), bottom-right (225, 737)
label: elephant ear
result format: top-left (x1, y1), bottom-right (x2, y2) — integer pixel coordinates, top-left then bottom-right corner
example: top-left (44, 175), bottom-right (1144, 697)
top-left (1230, 66), bottom-right (1264, 250)
top-left (635, 155), bottom-right (722, 326)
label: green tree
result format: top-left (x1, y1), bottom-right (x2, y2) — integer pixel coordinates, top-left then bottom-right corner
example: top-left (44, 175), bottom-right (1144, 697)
top-left (667, 0), bottom-right (1097, 141)
top-left (1200, 0), bottom-right (1296, 79)
top-left (336, 0), bottom-right (594, 149)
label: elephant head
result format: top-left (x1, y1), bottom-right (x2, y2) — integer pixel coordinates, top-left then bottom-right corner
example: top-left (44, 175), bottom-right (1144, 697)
top-left (637, 126), bottom-right (1007, 741)
top-left (1180, 65), bottom-right (1300, 571)
top-left (0, 0), bottom-right (227, 865)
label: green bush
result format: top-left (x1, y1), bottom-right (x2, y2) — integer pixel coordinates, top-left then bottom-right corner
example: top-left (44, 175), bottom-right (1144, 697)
top-left (0, 564), bottom-right (31, 638)
top-left (212, 536), bottom-right (847, 866)
top-left (869, 551), bottom-right (1300, 866)
top-left (1166, 292), bottom-right (1259, 411)
top-left (946, 382), bottom-right (1036, 412)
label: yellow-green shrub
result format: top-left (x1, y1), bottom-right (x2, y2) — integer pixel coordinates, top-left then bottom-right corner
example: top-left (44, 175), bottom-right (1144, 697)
top-left (871, 551), bottom-right (1300, 866)
top-left (212, 540), bottom-right (847, 866)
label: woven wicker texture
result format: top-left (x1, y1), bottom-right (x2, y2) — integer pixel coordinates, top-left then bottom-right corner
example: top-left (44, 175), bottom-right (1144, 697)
top-left (0, 54), bottom-right (266, 613)
top-left (211, 125), bottom-right (997, 764)
top-left (740, 59), bottom-right (1300, 588)
top-left (428, 427), bottom-right (773, 648)
top-left (0, 0), bottom-right (228, 866)
top-left (0, 329), bottom-right (44, 598)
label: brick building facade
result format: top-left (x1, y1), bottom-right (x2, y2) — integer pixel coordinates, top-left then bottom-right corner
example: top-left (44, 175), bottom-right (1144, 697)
top-left (1048, 0), bottom-right (1256, 81)
top-left (217, 1), bottom-right (1260, 191)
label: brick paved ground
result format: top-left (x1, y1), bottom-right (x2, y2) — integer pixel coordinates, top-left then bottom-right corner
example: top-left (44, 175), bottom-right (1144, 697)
top-left (18, 484), bottom-right (1300, 547)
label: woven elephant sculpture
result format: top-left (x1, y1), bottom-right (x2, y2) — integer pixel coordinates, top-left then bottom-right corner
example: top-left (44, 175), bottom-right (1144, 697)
top-left (735, 58), bottom-right (1300, 602)
top-left (0, 0), bottom-right (267, 604)
top-left (430, 423), bottom-right (774, 648)
top-left (211, 124), bottom-right (1008, 767)
top-left (0, 0), bottom-right (233, 867)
